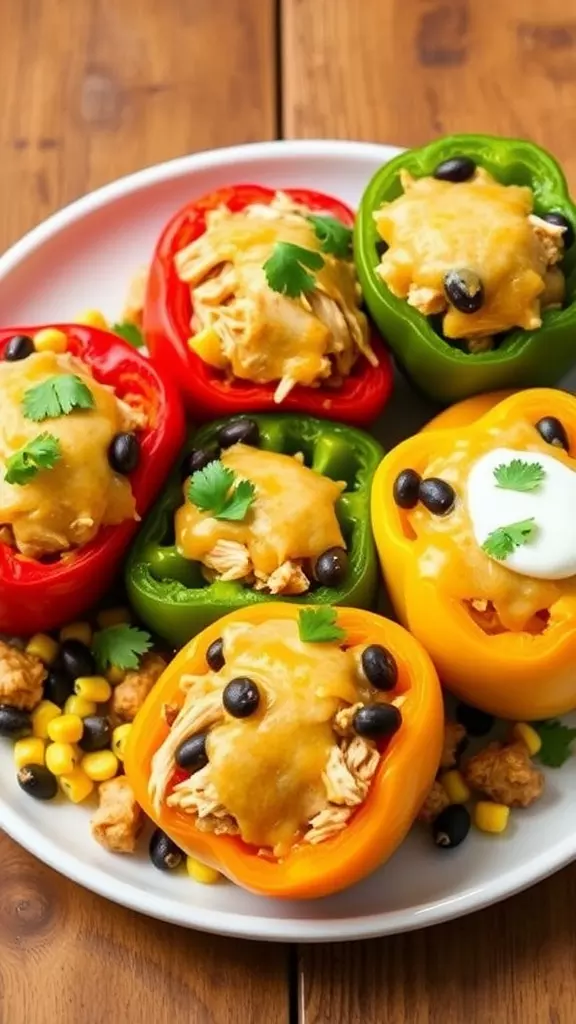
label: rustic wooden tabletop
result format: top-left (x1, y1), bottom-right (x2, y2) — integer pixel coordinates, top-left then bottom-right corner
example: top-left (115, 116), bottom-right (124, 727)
top-left (2, 1), bottom-right (576, 1021)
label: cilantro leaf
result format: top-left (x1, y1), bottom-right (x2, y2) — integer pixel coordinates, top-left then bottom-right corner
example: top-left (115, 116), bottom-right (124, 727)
top-left (4, 433), bottom-right (62, 485)
top-left (92, 624), bottom-right (153, 672)
top-left (298, 607), bottom-right (346, 644)
top-left (482, 518), bottom-right (537, 561)
top-left (263, 241), bottom-right (325, 297)
top-left (307, 214), bottom-right (353, 258)
top-left (188, 461), bottom-right (255, 521)
top-left (536, 719), bottom-right (576, 767)
top-left (111, 321), bottom-right (144, 348)
top-left (494, 459), bottom-right (545, 493)
top-left (23, 374), bottom-right (95, 422)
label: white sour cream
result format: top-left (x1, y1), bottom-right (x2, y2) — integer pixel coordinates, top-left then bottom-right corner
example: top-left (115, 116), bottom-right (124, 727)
top-left (467, 446), bottom-right (576, 580)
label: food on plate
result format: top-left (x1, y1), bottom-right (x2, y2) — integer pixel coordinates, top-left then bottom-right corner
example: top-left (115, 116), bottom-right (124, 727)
top-left (126, 414), bottom-right (383, 646)
top-left (111, 653), bottom-right (166, 722)
top-left (0, 324), bottom-right (185, 636)
top-left (372, 387), bottom-right (576, 720)
top-left (124, 603), bottom-right (443, 899)
top-left (355, 134), bottom-right (576, 403)
top-left (463, 741), bottom-right (544, 807)
top-left (142, 184), bottom-right (393, 424)
top-left (91, 775), bottom-right (143, 853)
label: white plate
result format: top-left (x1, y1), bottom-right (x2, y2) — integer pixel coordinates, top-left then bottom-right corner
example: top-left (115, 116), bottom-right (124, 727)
top-left (1, 139), bottom-right (576, 944)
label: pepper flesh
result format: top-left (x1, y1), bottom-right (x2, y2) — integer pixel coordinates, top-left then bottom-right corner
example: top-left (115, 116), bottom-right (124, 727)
top-left (355, 134), bottom-right (576, 404)
top-left (144, 184), bottom-right (393, 425)
top-left (124, 603), bottom-right (443, 899)
top-left (0, 324), bottom-right (185, 635)
top-left (372, 388), bottom-right (576, 720)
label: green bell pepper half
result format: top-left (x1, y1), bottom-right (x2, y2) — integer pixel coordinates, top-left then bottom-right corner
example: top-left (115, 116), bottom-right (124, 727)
top-left (355, 133), bottom-right (576, 405)
top-left (125, 413), bottom-right (383, 647)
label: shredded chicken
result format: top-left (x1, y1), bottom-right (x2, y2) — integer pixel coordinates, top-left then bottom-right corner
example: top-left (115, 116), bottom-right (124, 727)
top-left (333, 702), bottom-right (364, 737)
top-left (122, 265), bottom-right (149, 327)
top-left (112, 653), bottom-right (167, 723)
top-left (418, 780), bottom-right (450, 824)
top-left (0, 640), bottom-right (46, 710)
top-left (149, 689), bottom-right (224, 814)
top-left (529, 214), bottom-right (565, 266)
top-left (464, 741), bottom-right (544, 807)
top-left (254, 559), bottom-right (310, 595)
top-left (304, 806), bottom-right (351, 844)
top-left (323, 744), bottom-right (370, 807)
top-left (407, 284), bottom-right (446, 315)
top-left (441, 721), bottom-right (467, 769)
top-left (203, 540), bottom-right (253, 581)
top-left (91, 777), bottom-right (143, 854)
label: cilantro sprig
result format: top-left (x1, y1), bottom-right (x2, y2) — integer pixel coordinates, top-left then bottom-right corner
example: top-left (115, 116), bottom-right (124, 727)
top-left (264, 241), bottom-right (324, 297)
top-left (298, 607), bottom-right (346, 644)
top-left (23, 374), bottom-right (95, 422)
top-left (536, 719), bottom-right (576, 768)
top-left (188, 461), bottom-right (255, 521)
top-left (4, 433), bottom-right (62, 485)
top-left (92, 624), bottom-right (152, 672)
top-left (307, 214), bottom-right (353, 258)
top-left (482, 518), bottom-right (537, 561)
top-left (111, 321), bottom-right (144, 349)
top-left (494, 459), bottom-right (545, 493)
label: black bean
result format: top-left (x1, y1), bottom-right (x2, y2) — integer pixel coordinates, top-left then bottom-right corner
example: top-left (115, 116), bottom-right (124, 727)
top-left (536, 416), bottom-right (569, 451)
top-left (353, 703), bottom-right (402, 740)
top-left (17, 764), bottom-right (58, 801)
top-left (223, 677), bottom-right (260, 718)
top-left (375, 239), bottom-right (388, 259)
top-left (419, 478), bottom-right (455, 516)
top-left (455, 702), bottom-right (495, 737)
top-left (433, 805), bottom-right (471, 849)
top-left (444, 268), bottom-right (484, 314)
top-left (217, 418), bottom-right (260, 449)
top-left (43, 667), bottom-right (74, 707)
top-left (361, 645), bottom-right (398, 691)
top-left (79, 716), bottom-right (112, 753)
top-left (433, 156), bottom-right (476, 183)
top-left (108, 432), bottom-right (141, 475)
top-left (181, 447), bottom-right (220, 481)
top-left (542, 212), bottom-right (575, 250)
top-left (149, 828), bottom-right (184, 872)
top-left (206, 637), bottom-right (225, 672)
top-left (59, 639), bottom-right (96, 680)
top-left (314, 547), bottom-right (348, 588)
top-left (0, 705), bottom-right (32, 739)
top-left (393, 468), bottom-right (421, 509)
top-left (4, 335), bottom-right (34, 361)
top-left (175, 732), bottom-right (208, 773)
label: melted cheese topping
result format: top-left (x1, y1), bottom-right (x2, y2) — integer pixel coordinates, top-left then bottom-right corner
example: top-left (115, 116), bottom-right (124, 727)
top-left (176, 443), bottom-right (345, 579)
top-left (375, 168), bottom-right (565, 340)
top-left (175, 192), bottom-right (375, 402)
top-left (0, 352), bottom-right (138, 558)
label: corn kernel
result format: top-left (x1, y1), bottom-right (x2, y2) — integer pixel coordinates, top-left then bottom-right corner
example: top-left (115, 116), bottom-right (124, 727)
top-left (186, 857), bottom-right (221, 885)
top-left (474, 801), bottom-right (510, 834)
top-left (64, 695), bottom-right (97, 719)
top-left (81, 750), bottom-right (119, 782)
top-left (75, 309), bottom-right (109, 330)
top-left (112, 723), bottom-right (132, 761)
top-left (74, 676), bottom-right (112, 703)
top-left (32, 701), bottom-right (61, 739)
top-left (106, 665), bottom-right (126, 686)
top-left (26, 633), bottom-right (59, 665)
top-left (46, 741), bottom-right (79, 776)
top-left (512, 722), bottom-right (542, 757)
top-left (440, 770), bottom-right (471, 805)
top-left (47, 713), bottom-right (84, 744)
top-left (188, 328), bottom-right (228, 369)
top-left (33, 327), bottom-right (68, 354)
top-left (97, 606), bottom-right (132, 629)
top-left (59, 621), bottom-right (92, 646)
top-left (14, 737), bottom-right (46, 769)
top-left (60, 767), bottom-right (94, 804)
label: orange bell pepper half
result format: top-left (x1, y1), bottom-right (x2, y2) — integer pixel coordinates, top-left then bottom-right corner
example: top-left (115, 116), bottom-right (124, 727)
top-left (372, 388), bottom-right (576, 721)
top-left (124, 603), bottom-right (442, 900)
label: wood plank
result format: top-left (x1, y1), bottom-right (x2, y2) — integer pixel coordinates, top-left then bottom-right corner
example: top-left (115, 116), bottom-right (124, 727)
top-left (0, 3), bottom-right (285, 1023)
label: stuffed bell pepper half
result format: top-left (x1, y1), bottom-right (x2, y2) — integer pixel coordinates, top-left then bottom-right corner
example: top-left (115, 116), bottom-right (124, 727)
top-left (124, 603), bottom-right (443, 899)
top-left (355, 134), bottom-right (576, 403)
top-left (126, 414), bottom-right (383, 646)
top-left (0, 324), bottom-right (185, 635)
top-left (144, 184), bottom-right (393, 425)
top-left (372, 388), bottom-right (576, 721)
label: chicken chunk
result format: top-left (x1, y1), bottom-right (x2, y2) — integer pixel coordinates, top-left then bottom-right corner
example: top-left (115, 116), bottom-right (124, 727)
top-left (464, 742), bottom-right (544, 808)
top-left (441, 720), bottom-right (467, 769)
top-left (418, 780), bottom-right (450, 824)
top-left (112, 653), bottom-right (167, 723)
top-left (91, 777), bottom-right (143, 853)
top-left (0, 640), bottom-right (46, 710)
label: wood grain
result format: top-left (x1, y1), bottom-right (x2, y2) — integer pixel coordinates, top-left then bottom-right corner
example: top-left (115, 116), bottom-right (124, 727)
top-left (0, 3), bottom-right (285, 1023)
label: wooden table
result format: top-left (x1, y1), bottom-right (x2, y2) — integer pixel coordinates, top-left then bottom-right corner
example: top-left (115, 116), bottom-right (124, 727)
top-left (2, 2), bottom-right (576, 1020)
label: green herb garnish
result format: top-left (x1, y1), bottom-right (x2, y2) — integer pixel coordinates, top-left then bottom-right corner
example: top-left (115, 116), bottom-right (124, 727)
top-left (111, 321), bottom-right (144, 348)
top-left (481, 518), bottom-right (537, 561)
top-left (307, 214), bottom-right (353, 258)
top-left (263, 241), bottom-right (324, 297)
top-left (4, 433), bottom-right (62, 485)
top-left (298, 607), bottom-right (346, 644)
top-left (188, 461), bottom-right (255, 521)
top-left (23, 374), bottom-right (95, 422)
top-left (92, 624), bottom-right (152, 672)
top-left (494, 459), bottom-right (545, 493)
top-left (536, 719), bottom-right (576, 767)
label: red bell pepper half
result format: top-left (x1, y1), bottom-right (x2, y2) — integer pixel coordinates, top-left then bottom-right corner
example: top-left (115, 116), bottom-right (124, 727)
top-left (144, 184), bottom-right (393, 426)
top-left (0, 323), bottom-right (185, 636)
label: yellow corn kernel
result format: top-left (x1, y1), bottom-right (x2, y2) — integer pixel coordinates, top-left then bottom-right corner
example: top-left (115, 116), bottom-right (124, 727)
top-left (106, 665), bottom-right (126, 686)
top-left (96, 606), bottom-right (131, 629)
top-left (60, 767), bottom-right (95, 804)
top-left (186, 856), bottom-right (221, 885)
top-left (474, 801), bottom-right (510, 834)
top-left (47, 713), bottom-right (84, 744)
top-left (45, 741), bottom-right (79, 776)
top-left (26, 633), bottom-right (59, 665)
top-left (32, 701), bottom-right (61, 739)
top-left (64, 695), bottom-right (97, 719)
top-left (187, 327), bottom-right (227, 370)
top-left (81, 750), bottom-right (119, 782)
top-left (112, 723), bottom-right (132, 761)
top-left (75, 309), bottom-right (109, 330)
top-left (59, 621), bottom-right (92, 646)
top-left (512, 722), bottom-right (542, 757)
top-left (14, 737), bottom-right (46, 769)
top-left (74, 676), bottom-right (112, 703)
top-left (33, 327), bottom-right (68, 354)
top-left (440, 770), bottom-right (471, 805)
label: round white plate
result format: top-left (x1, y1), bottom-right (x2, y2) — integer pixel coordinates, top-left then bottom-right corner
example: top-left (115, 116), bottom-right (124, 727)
top-left (1, 139), bottom-right (576, 944)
